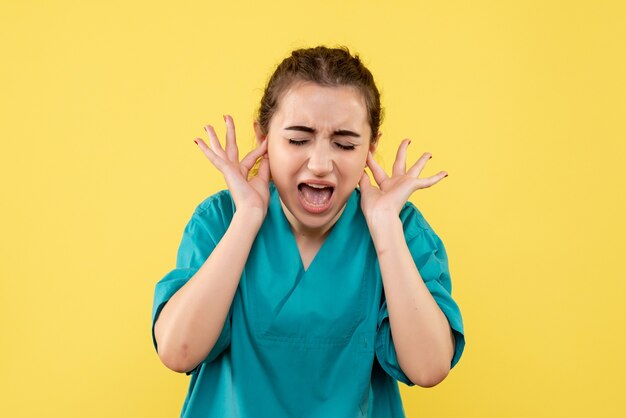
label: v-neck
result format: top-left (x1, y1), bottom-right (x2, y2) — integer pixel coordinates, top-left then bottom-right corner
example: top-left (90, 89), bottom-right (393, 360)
top-left (269, 182), bottom-right (357, 274)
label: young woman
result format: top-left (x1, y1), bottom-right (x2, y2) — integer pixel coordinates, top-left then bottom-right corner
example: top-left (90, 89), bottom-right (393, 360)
top-left (151, 46), bottom-right (465, 417)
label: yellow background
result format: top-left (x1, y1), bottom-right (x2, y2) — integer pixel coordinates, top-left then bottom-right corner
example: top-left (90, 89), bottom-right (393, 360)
top-left (1, 0), bottom-right (624, 417)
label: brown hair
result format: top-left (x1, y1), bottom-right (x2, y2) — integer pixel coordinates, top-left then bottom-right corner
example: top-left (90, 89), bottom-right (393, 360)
top-left (249, 45), bottom-right (383, 179)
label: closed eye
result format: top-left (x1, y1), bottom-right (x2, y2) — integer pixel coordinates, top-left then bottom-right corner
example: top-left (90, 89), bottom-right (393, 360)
top-left (289, 138), bottom-right (355, 151)
top-left (336, 143), bottom-right (355, 151)
top-left (288, 139), bottom-right (308, 146)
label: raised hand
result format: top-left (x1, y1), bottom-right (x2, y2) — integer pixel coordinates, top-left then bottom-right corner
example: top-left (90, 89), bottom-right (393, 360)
top-left (194, 115), bottom-right (271, 219)
top-left (358, 139), bottom-right (448, 224)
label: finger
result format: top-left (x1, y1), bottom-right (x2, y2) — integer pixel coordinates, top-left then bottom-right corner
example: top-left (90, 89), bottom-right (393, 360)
top-left (406, 152), bottom-right (432, 178)
top-left (224, 115), bottom-right (239, 162)
top-left (240, 139), bottom-right (268, 172)
top-left (366, 151), bottom-right (388, 186)
top-left (416, 171), bottom-right (448, 189)
top-left (257, 153), bottom-right (270, 183)
top-left (204, 125), bottom-right (227, 160)
top-left (195, 137), bottom-right (227, 171)
top-left (359, 170), bottom-right (372, 191)
top-left (392, 139), bottom-right (410, 176)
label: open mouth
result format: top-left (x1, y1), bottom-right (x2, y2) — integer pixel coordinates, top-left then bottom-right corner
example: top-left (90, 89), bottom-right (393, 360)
top-left (297, 183), bottom-right (335, 213)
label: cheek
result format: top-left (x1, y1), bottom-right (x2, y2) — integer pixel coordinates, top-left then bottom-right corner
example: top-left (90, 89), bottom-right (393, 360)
top-left (266, 145), bottom-right (283, 167)
top-left (268, 141), bottom-right (290, 160)
top-left (270, 145), bottom-right (309, 172)
top-left (267, 145), bottom-right (297, 180)
top-left (338, 155), bottom-right (367, 179)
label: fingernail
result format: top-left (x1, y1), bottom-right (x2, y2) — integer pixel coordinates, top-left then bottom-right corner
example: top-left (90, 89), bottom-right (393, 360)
top-left (429, 155), bottom-right (432, 159)
top-left (194, 139), bottom-right (198, 145)
top-left (204, 125), bottom-right (210, 132)
top-left (223, 115), bottom-right (227, 122)
top-left (444, 173), bottom-right (448, 177)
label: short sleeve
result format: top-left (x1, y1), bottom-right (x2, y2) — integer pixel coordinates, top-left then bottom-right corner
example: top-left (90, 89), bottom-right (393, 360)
top-left (375, 203), bottom-right (466, 386)
top-left (151, 190), bottom-right (236, 375)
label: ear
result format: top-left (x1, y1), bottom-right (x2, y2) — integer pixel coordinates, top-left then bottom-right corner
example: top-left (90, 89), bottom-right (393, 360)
top-left (253, 121), bottom-right (267, 146)
top-left (369, 131), bottom-right (382, 153)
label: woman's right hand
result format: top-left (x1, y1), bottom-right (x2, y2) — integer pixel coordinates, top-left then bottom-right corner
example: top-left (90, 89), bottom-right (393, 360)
top-left (194, 115), bottom-right (271, 220)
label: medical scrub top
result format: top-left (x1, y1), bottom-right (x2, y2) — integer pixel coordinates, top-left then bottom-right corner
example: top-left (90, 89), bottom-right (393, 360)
top-left (151, 181), bottom-right (465, 418)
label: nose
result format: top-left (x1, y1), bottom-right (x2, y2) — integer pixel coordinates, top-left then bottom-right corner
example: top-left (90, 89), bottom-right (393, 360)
top-left (307, 141), bottom-right (333, 176)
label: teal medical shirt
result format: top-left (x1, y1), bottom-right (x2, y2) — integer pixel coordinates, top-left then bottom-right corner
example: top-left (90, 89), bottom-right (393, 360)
top-left (152, 181), bottom-right (465, 418)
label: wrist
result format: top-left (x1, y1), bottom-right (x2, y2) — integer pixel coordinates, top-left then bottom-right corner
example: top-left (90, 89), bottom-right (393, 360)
top-left (233, 208), bottom-right (266, 229)
top-left (366, 209), bottom-right (401, 230)
top-left (367, 211), bottom-right (403, 241)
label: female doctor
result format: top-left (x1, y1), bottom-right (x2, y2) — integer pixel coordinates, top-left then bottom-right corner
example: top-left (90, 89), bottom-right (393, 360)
top-left (151, 46), bottom-right (465, 418)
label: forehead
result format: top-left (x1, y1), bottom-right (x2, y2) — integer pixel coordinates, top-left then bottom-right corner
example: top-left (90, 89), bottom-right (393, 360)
top-left (271, 82), bottom-right (369, 131)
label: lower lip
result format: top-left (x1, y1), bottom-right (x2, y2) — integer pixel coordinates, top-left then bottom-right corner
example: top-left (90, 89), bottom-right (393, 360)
top-left (297, 186), bottom-right (335, 214)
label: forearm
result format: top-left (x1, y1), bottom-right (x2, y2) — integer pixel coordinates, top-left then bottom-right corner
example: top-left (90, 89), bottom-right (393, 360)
top-left (370, 213), bottom-right (455, 387)
top-left (154, 210), bottom-right (263, 373)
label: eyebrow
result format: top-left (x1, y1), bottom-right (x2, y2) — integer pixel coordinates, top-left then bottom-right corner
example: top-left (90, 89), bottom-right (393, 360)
top-left (284, 125), bottom-right (361, 138)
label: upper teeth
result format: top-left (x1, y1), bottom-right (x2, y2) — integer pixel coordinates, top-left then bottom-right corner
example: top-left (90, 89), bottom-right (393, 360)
top-left (306, 183), bottom-right (330, 189)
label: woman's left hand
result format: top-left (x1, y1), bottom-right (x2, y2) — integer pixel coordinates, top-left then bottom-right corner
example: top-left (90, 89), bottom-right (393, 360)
top-left (359, 139), bottom-right (448, 224)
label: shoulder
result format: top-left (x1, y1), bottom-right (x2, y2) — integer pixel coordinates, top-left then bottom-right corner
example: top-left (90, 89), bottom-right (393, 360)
top-left (194, 189), bottom-right (234, 214)
top-left (354, 188), bottom-right (433, 237)
top-left (398, 201), bottom-right (434, 240)
top-left (190, 189), bottom-right (236, 228)
top-left (398, 202), bottom-right (450, 276)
